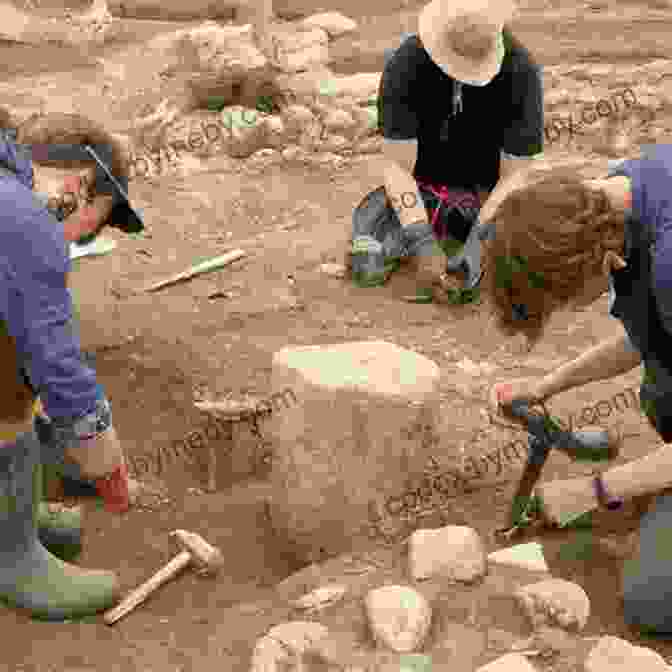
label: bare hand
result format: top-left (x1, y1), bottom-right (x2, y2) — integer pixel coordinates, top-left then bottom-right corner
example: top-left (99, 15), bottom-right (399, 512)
top-left (488, 377), bottom-right (548, 417)
top-left (535, 477), bottom-right (598, 527)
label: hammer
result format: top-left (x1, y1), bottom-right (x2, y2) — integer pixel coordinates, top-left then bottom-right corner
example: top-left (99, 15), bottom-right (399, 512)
top-left (103, 529), bottom-right (224, 625)
top-left (495, 399), bottom-right (621, 539)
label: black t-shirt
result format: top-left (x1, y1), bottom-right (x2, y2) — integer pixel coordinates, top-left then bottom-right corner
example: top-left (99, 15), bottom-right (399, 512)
top-left (377, 29), bottom-right (543, 192)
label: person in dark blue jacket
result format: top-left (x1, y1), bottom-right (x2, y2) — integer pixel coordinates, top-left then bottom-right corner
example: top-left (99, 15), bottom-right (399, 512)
top-left (483, 145), bottom-right (672, 635)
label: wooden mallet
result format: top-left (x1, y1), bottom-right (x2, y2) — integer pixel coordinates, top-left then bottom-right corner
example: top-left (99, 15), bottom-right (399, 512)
top-left (103, 529), bottom-right (224, 625)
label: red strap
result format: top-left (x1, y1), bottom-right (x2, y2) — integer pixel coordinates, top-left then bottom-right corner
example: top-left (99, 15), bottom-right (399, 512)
top-left (94, 462), bottom-right (130, 513)
top-left (415, 181), bottom-right (481, 235)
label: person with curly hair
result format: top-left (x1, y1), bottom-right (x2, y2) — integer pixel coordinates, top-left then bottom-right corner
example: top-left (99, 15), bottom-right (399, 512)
top-left (0, 110), bottom-right (146, 619)
top-left (483, 145), bottom-right (672, 635)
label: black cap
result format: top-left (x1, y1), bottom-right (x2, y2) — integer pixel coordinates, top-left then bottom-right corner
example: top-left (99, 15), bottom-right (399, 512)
top-left (84, 145), bottom-right (145, 234)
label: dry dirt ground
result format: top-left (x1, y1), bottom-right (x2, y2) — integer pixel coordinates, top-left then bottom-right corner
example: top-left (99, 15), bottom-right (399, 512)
top-left (4, 0), bottom-right (672, 670)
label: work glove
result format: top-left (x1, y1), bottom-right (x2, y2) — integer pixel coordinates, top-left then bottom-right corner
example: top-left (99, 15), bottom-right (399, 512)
top-left (399, 220), bottom-right (435, 258)
top-left (443, 216), bottom-right (494, 290)
top-left (489, 378), bottom-right (548, 417)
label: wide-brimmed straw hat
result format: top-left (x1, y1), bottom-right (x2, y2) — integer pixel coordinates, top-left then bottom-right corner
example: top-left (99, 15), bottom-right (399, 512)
top-left (418, 0), bottom-right (516, 85)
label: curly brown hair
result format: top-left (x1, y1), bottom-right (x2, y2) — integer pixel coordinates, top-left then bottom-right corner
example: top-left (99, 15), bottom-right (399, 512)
top-left (482, 166), bottom-right (627, 346)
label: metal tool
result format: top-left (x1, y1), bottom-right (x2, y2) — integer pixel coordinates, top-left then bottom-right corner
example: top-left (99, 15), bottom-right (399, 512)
top-left (495, 400), bottom-right (619, 539)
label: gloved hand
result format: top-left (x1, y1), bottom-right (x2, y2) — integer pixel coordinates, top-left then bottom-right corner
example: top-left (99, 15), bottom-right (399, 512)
top-left (63, 427), bottom-right (130, 513)
top-left (489, 378), bottom-right (548, 416)
top-left (399, 220), bottom-right (435, 257)
top-left (534, 476), bottom-right (599, 528)
top-left (443, 216), bottom-right (493, 289)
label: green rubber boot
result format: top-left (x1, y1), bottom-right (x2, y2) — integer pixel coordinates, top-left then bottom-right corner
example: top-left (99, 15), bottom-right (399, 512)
top-left (37, 501), bottom-right (82, 562)
top-left (35, 416), bottom-right (83, 560)
top-left (0, 431), bottom-right (119, 620)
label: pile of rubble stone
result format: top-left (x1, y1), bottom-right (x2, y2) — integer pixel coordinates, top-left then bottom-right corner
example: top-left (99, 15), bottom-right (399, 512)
top-left (124, 12), bottom-right (382, 178)
top-left (241, 525), bottom-right (672, 672)
top-left (0, 0), bottom-right (119, 45)
top-left (3, 4), bottom-right (669, 179)
top-left (122, 30), bottom-right (672, 179)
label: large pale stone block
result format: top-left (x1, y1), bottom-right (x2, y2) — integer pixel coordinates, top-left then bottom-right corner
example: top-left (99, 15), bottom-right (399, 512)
top-left (267, 341), bottom-right (441, 562)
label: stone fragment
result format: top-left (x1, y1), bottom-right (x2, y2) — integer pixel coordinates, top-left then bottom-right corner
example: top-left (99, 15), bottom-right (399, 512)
top-left (475, 653), bottom-right (538, 672)
top-left (301, 12), bottom-right (357, 38)
top-left (320, 263), bottom-right (346, 278)
top-left (487, 542), bottom-right (549, 573)
top-left (226, 109), bottom-right (268, 158)
top-left (291, 584), bottom-right (347, 611)
top-left (584, 635), bottom-right (669, 672)
top-left (250, 621), bottom-right (330, 671)
top-left (270, 25), bottom-right (329, 74)
top-left (365, 585), bottom-right (432, 653)
top-left (325, 73), bottom-right (380, 104)
top-left (433, 622), bottom-right (487, 668)
top-left (514, 579), bottom-right (590, 631)
top-left (409, 526), bottom-right (487, 582)
top-left (322, 108), bottom-right (356, 135)
top-left (320, 135), bottom-right (351, 153)
top-left (261, 116), bottom-right (289, 148)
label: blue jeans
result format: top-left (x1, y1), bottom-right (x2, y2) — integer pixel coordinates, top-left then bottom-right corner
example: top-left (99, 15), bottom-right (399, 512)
top-left (352, 185), bottom-right (479, 266)
top-left (623, 492), bottom-right (672, 634)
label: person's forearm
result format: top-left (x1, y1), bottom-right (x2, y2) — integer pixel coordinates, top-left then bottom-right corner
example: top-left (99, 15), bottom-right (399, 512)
top-left (537, 331), bottom-right (641, 399)
top-left (478, 176), bottom-right (514, 224)
top-left (478, 160), bottom-right (532, 223)
top-left (602, 443), bottom-right (672, 500)
top-left (383, 160), bottom-right (427, 227)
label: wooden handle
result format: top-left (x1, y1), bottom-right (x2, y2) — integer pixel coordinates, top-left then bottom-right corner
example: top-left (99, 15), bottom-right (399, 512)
top-left (143, 249), bottom-right (246, 293)
top-left (103, 550), bottom-right (191, 625)
top-left (194, 400), bottom-right (258, 419)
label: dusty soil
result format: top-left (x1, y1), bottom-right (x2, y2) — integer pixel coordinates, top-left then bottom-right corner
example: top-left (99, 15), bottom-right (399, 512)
top-left (4, 0), bottom-right (672, 670)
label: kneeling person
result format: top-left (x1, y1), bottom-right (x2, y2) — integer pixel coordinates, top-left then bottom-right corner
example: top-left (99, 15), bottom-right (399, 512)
top-left (351, 0), bottom-right (543, 298)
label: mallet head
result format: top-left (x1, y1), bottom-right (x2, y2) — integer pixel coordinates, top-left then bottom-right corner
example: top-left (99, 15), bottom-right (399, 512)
top-left (170, 529), bottom-right (224, 577)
